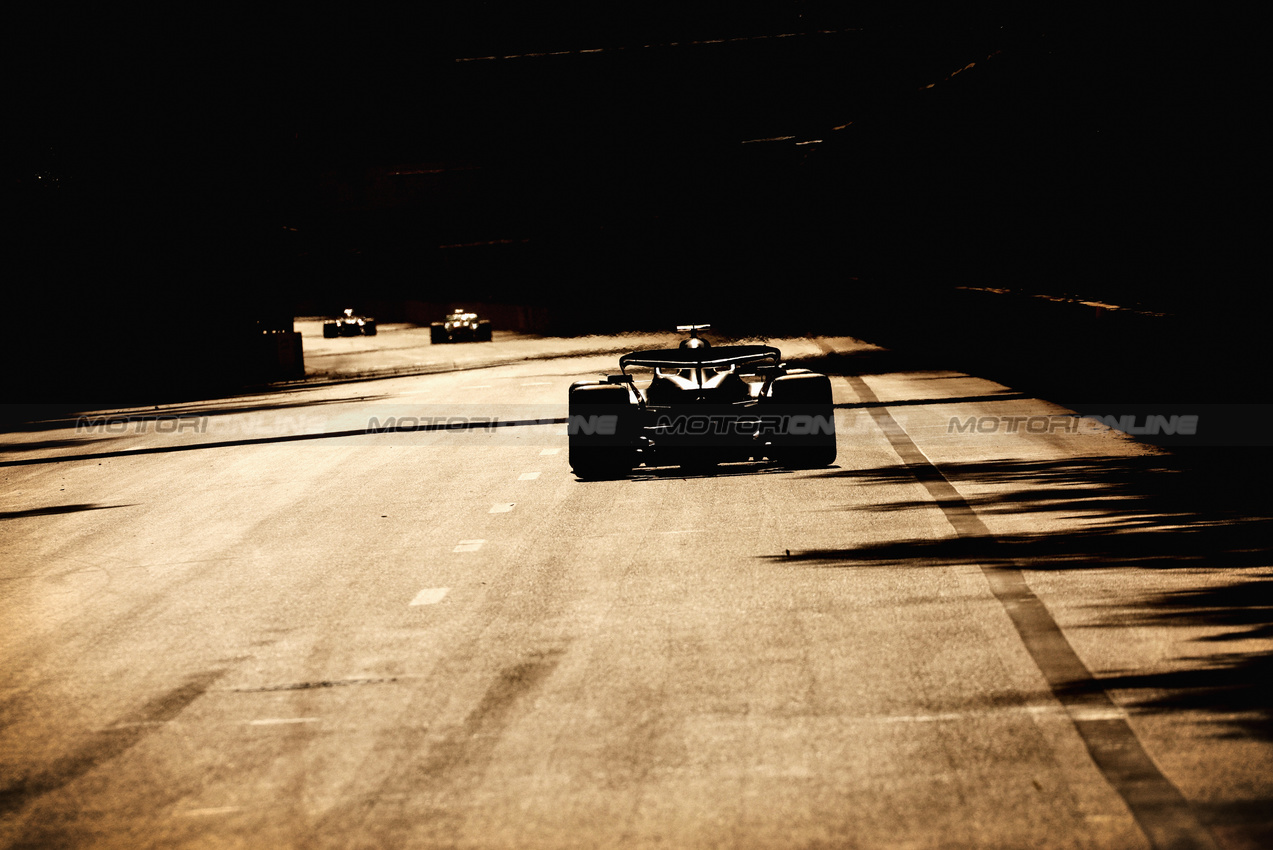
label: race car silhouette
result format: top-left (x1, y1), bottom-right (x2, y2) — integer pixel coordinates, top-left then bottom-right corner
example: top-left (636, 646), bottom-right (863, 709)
top-left (430, 309), bottom-right (492, 343)
top-left (323, 308), bottom-right (377, 337)
top-left (568, 325), bottom-right (836, 479)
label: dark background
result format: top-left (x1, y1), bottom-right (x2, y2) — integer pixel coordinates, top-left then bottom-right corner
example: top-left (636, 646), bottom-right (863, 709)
top-left (8, 3), bottom-right (1264, 403)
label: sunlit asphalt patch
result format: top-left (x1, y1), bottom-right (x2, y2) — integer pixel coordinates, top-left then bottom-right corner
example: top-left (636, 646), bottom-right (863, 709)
top-left (844, 370), bottom-right (1221, 850)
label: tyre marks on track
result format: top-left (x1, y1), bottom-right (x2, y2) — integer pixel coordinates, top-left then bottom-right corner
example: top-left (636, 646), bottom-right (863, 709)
top-left (0, 670), bottom-right (227, 820)
top-left (314, 647), bottom-right (567, 845)
top-left (844, 371), bottom-right (1220, 850)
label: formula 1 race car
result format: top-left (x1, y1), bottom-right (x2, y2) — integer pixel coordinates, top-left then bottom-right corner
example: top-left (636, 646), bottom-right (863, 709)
top-left (568, 325), bottom-right (836, 479)
top-left (323, 308), bottom-right (377, 337)
top-left (431, 309), bottom-right (492, 343)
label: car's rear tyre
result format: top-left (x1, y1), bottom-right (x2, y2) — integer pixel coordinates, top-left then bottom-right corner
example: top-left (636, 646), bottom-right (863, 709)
top-left (678, 456), bottom-right (719, 474)
top-left (430, 326), bottom-right (446, 344)
top-left (364, 321), bottom-right (377, 335)
top-left (570, 448), bottom-right (636, 480)
top-left (778, 441), bottom-right (836, 469)
top-left (568, 383), bottom-right (636, 480)
top-left (323, 324), bottom-right (337, 338)
top-left (765, 371), bottom-right (836, 469)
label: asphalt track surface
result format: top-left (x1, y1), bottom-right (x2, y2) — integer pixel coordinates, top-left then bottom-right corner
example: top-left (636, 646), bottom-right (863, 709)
top-left (2, 331), bottom-right (1269, 849)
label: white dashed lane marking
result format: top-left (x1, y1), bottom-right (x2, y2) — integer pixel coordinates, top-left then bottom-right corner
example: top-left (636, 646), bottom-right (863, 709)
top-left (410, 587), bottom-right (450, 606)
top-left (489, 503), bottom-right (515, 513)
top-left (518, 472), bottom-right (540, 480)
top-left (539, 448), bottom-right (560, 455)
top-left (453, 539), bottom-right (485, 552)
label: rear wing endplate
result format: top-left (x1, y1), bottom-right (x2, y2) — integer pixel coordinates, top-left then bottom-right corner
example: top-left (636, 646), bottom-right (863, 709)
top-left (619, 345), bottom-right (781, 371)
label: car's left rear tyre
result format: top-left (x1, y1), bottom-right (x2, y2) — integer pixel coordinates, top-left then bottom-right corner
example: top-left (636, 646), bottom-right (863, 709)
top-left (569, 447), bottom-right (636, 480)
top-left (568, 383), bottom-right (636, 480)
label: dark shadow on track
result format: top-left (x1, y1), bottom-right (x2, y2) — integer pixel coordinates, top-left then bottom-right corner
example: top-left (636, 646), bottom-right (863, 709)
top-left (766, 448), bottom-right (1273, 740)
top-left (0, 394), bottom-right (395, 435)
top-left (832, 392), bottom-right (1032, 411)
top-left (0, 437), bottom-right (102, 455)
top-left (0, 503), bottom-right (135, 521)
top-left (0, 417), bottom-right (570, 468)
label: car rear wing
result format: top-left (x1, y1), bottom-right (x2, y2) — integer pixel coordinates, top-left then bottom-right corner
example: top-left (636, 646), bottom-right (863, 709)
top-left (619, 345), bottom-right (782, 372)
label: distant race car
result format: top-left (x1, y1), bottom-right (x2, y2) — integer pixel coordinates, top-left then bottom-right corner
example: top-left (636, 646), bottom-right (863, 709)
top-left (323, 308), bottom-right (377, 338)
top-left (431, 309), bottom-right (492, 343)
top-left (568, 325), bottom-right (836, 479)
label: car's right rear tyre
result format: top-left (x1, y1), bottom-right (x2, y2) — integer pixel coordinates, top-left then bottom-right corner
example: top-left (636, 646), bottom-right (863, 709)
top-left (764, 371), bottom-right (836, 469)
top-left (677, 454), bottom-right (720, 475)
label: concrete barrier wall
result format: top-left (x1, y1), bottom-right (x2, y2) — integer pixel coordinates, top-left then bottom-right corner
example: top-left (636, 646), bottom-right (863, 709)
top-left (248, 331), bottom-right (304, 381)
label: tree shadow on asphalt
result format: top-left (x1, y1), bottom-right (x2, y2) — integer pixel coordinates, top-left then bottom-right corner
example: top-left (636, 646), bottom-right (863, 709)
top-left (0, 502), bottom-right (136, 520)
top-left (776, 448), bottom-right (1273, 739)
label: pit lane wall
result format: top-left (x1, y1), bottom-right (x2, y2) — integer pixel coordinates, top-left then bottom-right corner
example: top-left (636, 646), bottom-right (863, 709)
top-left (250, 331), bottom-right (304, 381)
